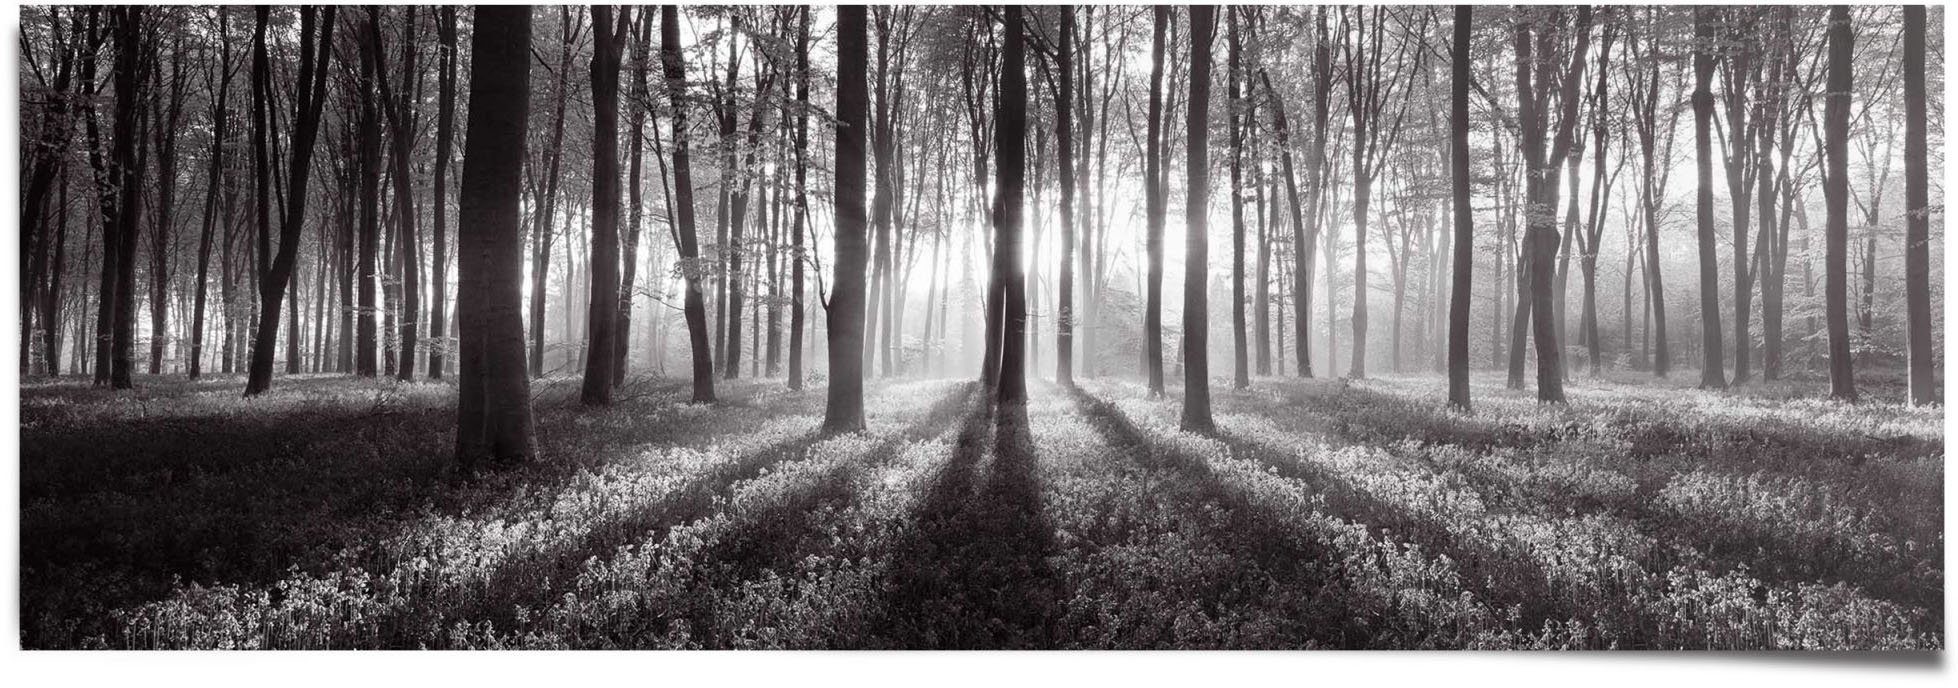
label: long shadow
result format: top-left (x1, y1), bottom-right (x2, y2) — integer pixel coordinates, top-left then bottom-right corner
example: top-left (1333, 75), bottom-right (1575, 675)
top-left (591, 382), bottom-right (979, 649)
top-left (1217, 381), bottom-right (1945, 632)
top-left (18, 375), bottom-right (773, 649)
top-left (867, 397), bottom-right (1061, 649)
top-left (1060, 387), bottom-right (1384, 649)
top-left (1241, 378), bottom-right (1942, 466)
top-left (380, 381), bottom-right (977, 649)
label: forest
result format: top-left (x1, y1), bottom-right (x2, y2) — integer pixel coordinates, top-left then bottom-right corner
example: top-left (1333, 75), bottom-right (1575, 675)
top-left (15, 5), bottom-right (1945, 651)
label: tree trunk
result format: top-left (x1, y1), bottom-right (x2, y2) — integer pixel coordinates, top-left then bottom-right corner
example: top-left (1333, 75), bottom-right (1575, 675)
top-left (1691, 8), bottom-right (1727, 390)
top-left (455, 5), bottom-right (537, 470)
top-left (1902, 5), bottom-right (1937, 406)
top-left (244, 7), bottom-right (334, 396)
top-left (1182, 6), bottom-right (1216, 432)
top-left (824, 6), bottom-right (870, 431)
top-left (1447, 6), bottom-right (1473, 410)
top-left (1824, 5), bottom-right (1856, 401)
top-left (581, 6), bottom-right (628, 405)
top-left (1056, 7), bottom-right (1077, 387)
top-left (788, 7), bottom-right (810, 391)
top-left (992, 6), bottom-right (1030, 405)
top-left (1142, 6), bottom-right (1168, 395)
top-left (430, 6), bottom-right (458, 380)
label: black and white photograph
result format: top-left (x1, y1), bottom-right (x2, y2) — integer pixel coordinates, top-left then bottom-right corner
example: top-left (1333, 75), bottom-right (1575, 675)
top-left (5, 1), bottom-right (1950, 675)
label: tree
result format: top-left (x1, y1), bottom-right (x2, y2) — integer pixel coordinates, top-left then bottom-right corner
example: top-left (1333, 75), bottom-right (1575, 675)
top-left (147, 27), bottom-right (189, 375)
top-left (530, 8), bottom-right (578, 376)
top-left (455, 5), bottom-right (538, 470)
top-left (1902, 5), bottom-right (1937, 407)
top-left (788, 7), bottom-right (811, 391)
top-left (189, 8), bottom-right (235, 380)
top-left (1340, 7), bottom-right (1420, 380)
top-left (991, 5), bottom-right (1030, 405)
top-left (1690, 7), bottom-right (1727, 390)
top-left (354, 9), bottom-right (381, 378)
top-left (825, 5), bottom-right (871, 432)
top-left (1182, 5), bottom-right (1216, 433)
top-left (1509, 7), bottom-right (1590, 403)
top-left (581, 5), bottom-right (629, 405)
top-left (614, 12), bottom-right (652, 386)
top-left (1625, 9), bottom-right (1676, 378)
top-left (243, 6), bottom-right (334, 396)
top-left (1227, 7), bottom-right (1249, 389)
top-left (1054, 6), bottom-right (1078, 387)
top-left (1448, 6), bottom-right (1473, 411)
top-left (1823, 5), bottom-right (1857, 402)
top-left (1142, 5), bottom-right (1168, 395)
top-left (663, 5), bottom-right (716, 404)
top-left (370, 7), bottom-right (423, 381)
top-left (430, 6), bottom-right (459, 380)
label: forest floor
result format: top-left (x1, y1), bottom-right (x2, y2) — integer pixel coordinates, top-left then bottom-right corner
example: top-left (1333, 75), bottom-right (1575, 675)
top-left (18, 370), bottom-right (1944, 649)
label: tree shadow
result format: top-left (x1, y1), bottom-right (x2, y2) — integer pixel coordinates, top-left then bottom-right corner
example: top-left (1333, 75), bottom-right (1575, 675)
top-left (1060, 386), bottom-right (1381, 647)
top-left (869, 398), bottom-right (1061, 649)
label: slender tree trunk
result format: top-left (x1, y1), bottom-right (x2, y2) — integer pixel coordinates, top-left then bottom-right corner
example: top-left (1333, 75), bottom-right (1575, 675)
top-left (1227, 9), bottom-right (1250, 389)
top-left (1142, 6), bottom-right (1168, 395)
top-left (788, 7), bottom-right (810, 391)
top-left (1691, 8), bottom-right (1727, 389)
top-left (1447, 6), bottom-right (1473, 410)
top-left (430, 6), bottom-right (458, 380)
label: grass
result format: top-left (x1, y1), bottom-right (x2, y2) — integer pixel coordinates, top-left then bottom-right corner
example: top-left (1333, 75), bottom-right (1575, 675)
top-left (17, 370), bottom-right (1943, 649)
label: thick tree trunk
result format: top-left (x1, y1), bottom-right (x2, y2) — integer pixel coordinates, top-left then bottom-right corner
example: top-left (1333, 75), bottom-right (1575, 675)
top-left (992, 6), bottom-right (1030, 405)
top-left (582, 6), bottom-right (628, 405)
top-left (1182, 6), bottom-right (1216, 432)
top-left (660, 6), bottom-right (716, 404)
top-left (1903, 6), bottom-right (1937, 406)
top-left (825, 6), bottom-right (870, 431)
top-left (455, 6), bottom-right (537, 470)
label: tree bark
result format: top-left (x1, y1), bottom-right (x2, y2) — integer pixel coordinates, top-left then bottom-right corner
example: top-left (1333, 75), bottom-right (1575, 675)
top-left (1142, 6), bottom-right (1168, 395)
top-left (455, 5), bottom-right (537, 470)
top-left (1182, 6), bottom-right (1216, 432)
top-left (1902, 5), bottom-right (1937, 406)
top-left (582, 5), bottom-right (629, 405)
top-left (1824, 5), bottom-right (1856, 401)
top-left (825, 6), bottom-right (870, 431)
top-left (1447, 6), bottom-right (1472, 411)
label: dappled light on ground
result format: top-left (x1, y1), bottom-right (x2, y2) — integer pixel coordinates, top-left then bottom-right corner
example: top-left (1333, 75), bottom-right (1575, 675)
top-left (20, 374), bottom-right (1943, 649)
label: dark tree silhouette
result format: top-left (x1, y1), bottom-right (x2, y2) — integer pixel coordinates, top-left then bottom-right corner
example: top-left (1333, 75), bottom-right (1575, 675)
top-left (1823, 5), bottom-right (1856, 402)
top-left (1448, 5), bottom-right (1473, 411)
top-left (1691, 7), bottom-right (1726, 390)
top-left (243, 6), bottom-right (334, 396)
top-left (825, 6), bottom-right (870, 432)
top-left (1903, 5), bottom-right (1937, 407)
top-left (1182, 5), bottom-right (1216, 433)
top-left (663, 5), bottom-right (716, 404)
top-left (581, 5), bottom-right (629, 406)
top-left (455, 5), bottom-right (538, 469)
top-left (1143, 5), bottom-right (1168, 396)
